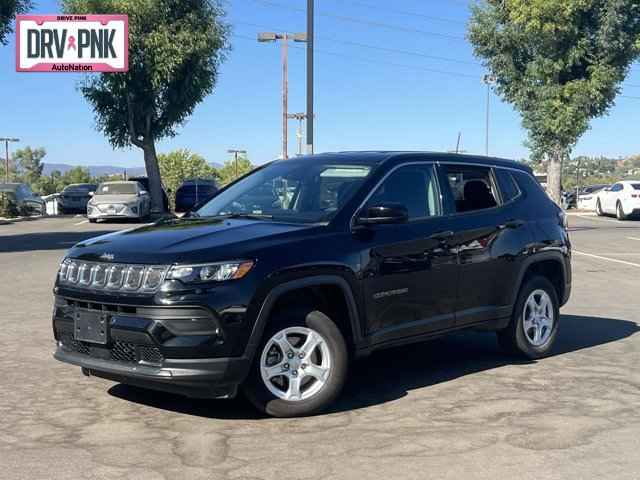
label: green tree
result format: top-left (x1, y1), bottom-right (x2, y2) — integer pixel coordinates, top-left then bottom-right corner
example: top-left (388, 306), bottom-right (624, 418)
top-left (0, 0), bottom-right (32, 45)
top-left (217, 155), bottom-right (254, 186)
top-left (469, 0), bottom-right (640, 204)
top-left (157, 149), bottom-right (218, 206)
top-left (12, 146), bottom-right (46, 187)
top-left (62, 0), bottom-right (231, 212)
top-left (60, 166), bottom-right (93, 186)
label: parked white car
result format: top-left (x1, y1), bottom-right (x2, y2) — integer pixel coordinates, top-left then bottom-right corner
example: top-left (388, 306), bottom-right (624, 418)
top-left (87, 181), bottom-right (151, 223)
top-left (595, 181), bottom-right (640, 220)
top-left (577, 184), bottom-right (609, 212)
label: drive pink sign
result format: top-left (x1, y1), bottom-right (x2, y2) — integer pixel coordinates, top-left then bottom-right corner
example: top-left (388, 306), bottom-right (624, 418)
top-left (16, 15), bottom-right (128, 72)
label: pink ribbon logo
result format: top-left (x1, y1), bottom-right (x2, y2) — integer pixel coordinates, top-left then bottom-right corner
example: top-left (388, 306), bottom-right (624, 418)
top-left (67, 35), bottom-right (77, 51)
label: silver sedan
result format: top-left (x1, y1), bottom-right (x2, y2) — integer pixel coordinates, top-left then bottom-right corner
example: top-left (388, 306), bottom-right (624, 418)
top-left (87, 181), bottom-right (151, 223)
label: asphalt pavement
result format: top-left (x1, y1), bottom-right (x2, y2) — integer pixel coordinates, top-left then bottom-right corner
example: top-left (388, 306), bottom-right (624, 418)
top-left (1, 214), bottom-right (640, 479)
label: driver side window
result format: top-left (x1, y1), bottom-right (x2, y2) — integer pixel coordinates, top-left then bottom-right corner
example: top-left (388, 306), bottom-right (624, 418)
top-left (364, 164), bottom-right (441, 220)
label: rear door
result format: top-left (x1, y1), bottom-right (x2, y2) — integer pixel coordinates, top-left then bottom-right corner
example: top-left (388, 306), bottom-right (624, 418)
top-left (438, 163), bottom-right (530, 327)
top-left (358, 163), bottom-right (459, 344)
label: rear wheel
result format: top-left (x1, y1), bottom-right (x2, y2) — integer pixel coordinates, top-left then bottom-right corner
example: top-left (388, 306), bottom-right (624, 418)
top-left (616, 202), bottom-right (628, 221)
top-left (497, 276), bottom-right (559, 359)
top-left (596, 199), bottom-right (604, 216)
top-left (243, 309), bottom-right (348, 417)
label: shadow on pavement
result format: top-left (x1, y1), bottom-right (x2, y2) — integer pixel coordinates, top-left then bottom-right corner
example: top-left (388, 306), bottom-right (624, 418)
top-left (107, 314), bottom-right (638, 419)
top-left (0, 230), bottom-right (117, 253)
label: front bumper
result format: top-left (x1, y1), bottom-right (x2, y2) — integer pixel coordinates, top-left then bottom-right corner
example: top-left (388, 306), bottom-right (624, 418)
top-left (52, 292), bottom-right (254, 398)
top-left (87, 204), bottom-right (141, 219)
top-left (54, 346), bottom-right (250, 398)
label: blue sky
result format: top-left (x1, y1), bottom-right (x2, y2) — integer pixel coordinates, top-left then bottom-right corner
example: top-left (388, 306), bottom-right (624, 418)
top-left (1, 0), bottom-right (640, 169)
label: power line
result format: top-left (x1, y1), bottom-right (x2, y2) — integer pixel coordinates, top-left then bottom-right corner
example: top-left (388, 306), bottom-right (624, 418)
top-left (323, 0), bottom-right (466, 25)
top-left (236, 21), bottom-right (480, 66)
top-left (251, 0), bottom-right (466, 41)
top-left (234, 33), bottom-right (479, 80)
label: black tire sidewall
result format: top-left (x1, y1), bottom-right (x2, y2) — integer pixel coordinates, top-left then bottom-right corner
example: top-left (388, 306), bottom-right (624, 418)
top-left (508, 276), bottom-right (560, 359)
top-left (243, 309), bottom-right (348, 417)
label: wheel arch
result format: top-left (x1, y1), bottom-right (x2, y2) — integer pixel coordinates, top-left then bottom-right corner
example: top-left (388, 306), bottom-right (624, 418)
top-left (244, 275), bottom-right (362, 362)
top-left (514, 252), bottom-right (569, 309)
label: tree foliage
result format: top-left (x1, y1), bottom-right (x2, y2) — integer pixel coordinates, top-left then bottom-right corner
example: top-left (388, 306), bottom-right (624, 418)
top-left (468, 0), bottom-right (640, 203)
top-left (217, 155), bottom-right (254, 186)
top-left (12, 147), bottom-right (46, 186)
top-left (62, 0), bottom-right (231, 211)
top-left (0, 0), bottom-right (32, 45)
top-left (157, 149), bottom-right (218, 205)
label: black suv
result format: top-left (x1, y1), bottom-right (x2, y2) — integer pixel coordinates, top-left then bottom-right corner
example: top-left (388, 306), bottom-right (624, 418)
top-left (53, 152), bottom-right (571, 417)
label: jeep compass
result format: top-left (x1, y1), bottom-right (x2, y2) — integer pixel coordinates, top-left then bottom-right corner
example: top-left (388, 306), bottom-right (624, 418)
top-left (53, 152), bottom-right (571, 417)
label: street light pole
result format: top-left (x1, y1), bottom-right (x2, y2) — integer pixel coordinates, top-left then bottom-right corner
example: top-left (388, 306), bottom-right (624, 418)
top-left (287, 113), bottom-right (306, 155)
top-left (306, 0), bottom-right (314, 155)
top-left (0, 137), bottom-right (20, 182)
top-left (282, 33), bottom-right (289, 159)
top-left (482, 74), bottom-right (496, 157)
top-left (227, 149), bottom-right (247, 180)
top-left (258, 32), bottom-right (307, 160)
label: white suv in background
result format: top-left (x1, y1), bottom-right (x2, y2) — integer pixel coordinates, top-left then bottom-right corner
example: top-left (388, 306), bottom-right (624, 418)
top-left (595, 181), bottom-right (640, 220)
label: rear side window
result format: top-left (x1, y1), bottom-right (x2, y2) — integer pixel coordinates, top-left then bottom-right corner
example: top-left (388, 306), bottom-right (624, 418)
top-left (496, 169), bottom-right (521, 203)
top-left (631, 184), bottom-right (640, 191)
top-left (442, 165), bottom-right (499, 214)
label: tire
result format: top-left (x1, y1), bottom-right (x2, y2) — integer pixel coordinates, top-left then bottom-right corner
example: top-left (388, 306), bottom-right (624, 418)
top-left (616, 202), bottom-right (628, 221)
top-left (596, 199), bottom-right (604, 216)
top-left (88, 218), bottom-right (97, 224)
top-left (497, 276), bottom-right (560, 360)
top-left (243, 308), bottom-right (348, 418)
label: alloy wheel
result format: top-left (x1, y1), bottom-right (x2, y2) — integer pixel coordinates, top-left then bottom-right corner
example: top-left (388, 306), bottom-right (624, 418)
top-left (260, 327), bottom-right (332, 401)
top-left (522, 289), bottom-right (554, 347)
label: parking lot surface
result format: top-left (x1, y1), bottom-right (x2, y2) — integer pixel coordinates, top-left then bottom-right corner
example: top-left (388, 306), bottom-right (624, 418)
top-left (1, 214), bottom-right (640, 479)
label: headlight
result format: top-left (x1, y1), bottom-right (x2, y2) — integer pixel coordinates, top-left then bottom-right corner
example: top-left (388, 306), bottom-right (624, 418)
top-left (167, 260), bottom-right (254, 284)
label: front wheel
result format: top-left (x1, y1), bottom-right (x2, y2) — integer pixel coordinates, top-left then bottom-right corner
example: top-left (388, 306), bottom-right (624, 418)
top-left (497, 276), bottom-right (560, 359)
top-left (243, 309), bottom-right (348, 417)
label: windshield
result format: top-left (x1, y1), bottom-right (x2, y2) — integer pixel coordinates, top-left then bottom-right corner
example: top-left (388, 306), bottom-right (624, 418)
top-left (196, 160), bottom-right (373, 223)
top-left (96, 183), bottom-right (138, 195)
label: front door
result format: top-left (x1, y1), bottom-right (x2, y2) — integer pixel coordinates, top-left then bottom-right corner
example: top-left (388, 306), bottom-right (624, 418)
top-left (358, 163), bottom-right (459, 345)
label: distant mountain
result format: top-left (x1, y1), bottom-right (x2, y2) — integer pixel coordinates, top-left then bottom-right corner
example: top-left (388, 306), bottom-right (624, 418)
top-left (42, 163), bottom-right (146, 177)
top-left (42, 162), bottom-right (224, 178)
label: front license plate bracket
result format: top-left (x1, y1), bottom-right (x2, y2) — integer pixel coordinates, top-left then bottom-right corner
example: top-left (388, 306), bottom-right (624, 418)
top-left (74, 310), bottom-right (108, 344)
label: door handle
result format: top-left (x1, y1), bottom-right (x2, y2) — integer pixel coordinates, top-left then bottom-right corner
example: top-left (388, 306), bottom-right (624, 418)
top-left (428, 230), bottom-right (454, 241)
top-left (498, 219), bottom-right (525, 230)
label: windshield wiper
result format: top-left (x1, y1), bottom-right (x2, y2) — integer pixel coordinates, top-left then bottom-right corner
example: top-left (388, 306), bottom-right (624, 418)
top-left (222, 213), bottom-right (274, 220)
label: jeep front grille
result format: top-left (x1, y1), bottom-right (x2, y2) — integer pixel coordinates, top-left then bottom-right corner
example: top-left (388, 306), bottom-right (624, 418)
top-left (58, 259), bottom-right (169, 293)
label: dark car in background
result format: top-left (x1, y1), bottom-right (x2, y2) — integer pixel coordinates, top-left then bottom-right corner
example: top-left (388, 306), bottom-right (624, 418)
top-left (128, 176), bottom-right (170, 212)
top-left (174, 179), bottom-right (219, 213)
top-left (58, 183), bottom-right (97, 214)
top-left (52, 152), bottom-right (571, 417)
top-left (0, 182), bottom-right (45, 216)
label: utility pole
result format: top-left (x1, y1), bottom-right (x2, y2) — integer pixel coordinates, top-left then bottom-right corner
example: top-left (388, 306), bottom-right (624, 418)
top-left (0, 137), bottom-right (20, 182)
top-left (482, 74), bottom-right (496, 156)
top-left (306, 0), bottom-right (314, 154)
top-left (287, 113), bottom-right (306, 155)
top-left (258, 32), bottom-right (307, 160)
top-left (227, 149), bottom-right (247, 180)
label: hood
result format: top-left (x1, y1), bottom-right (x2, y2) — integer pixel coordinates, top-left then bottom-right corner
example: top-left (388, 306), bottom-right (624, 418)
top-left (68, 217), bottom-right (316, 264)
top-left (91, 194), bottom-right (139, 203)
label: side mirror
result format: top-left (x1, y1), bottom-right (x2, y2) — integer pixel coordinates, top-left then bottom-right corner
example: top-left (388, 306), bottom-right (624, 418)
top-left (356, 203), bottom-right (409, 226)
